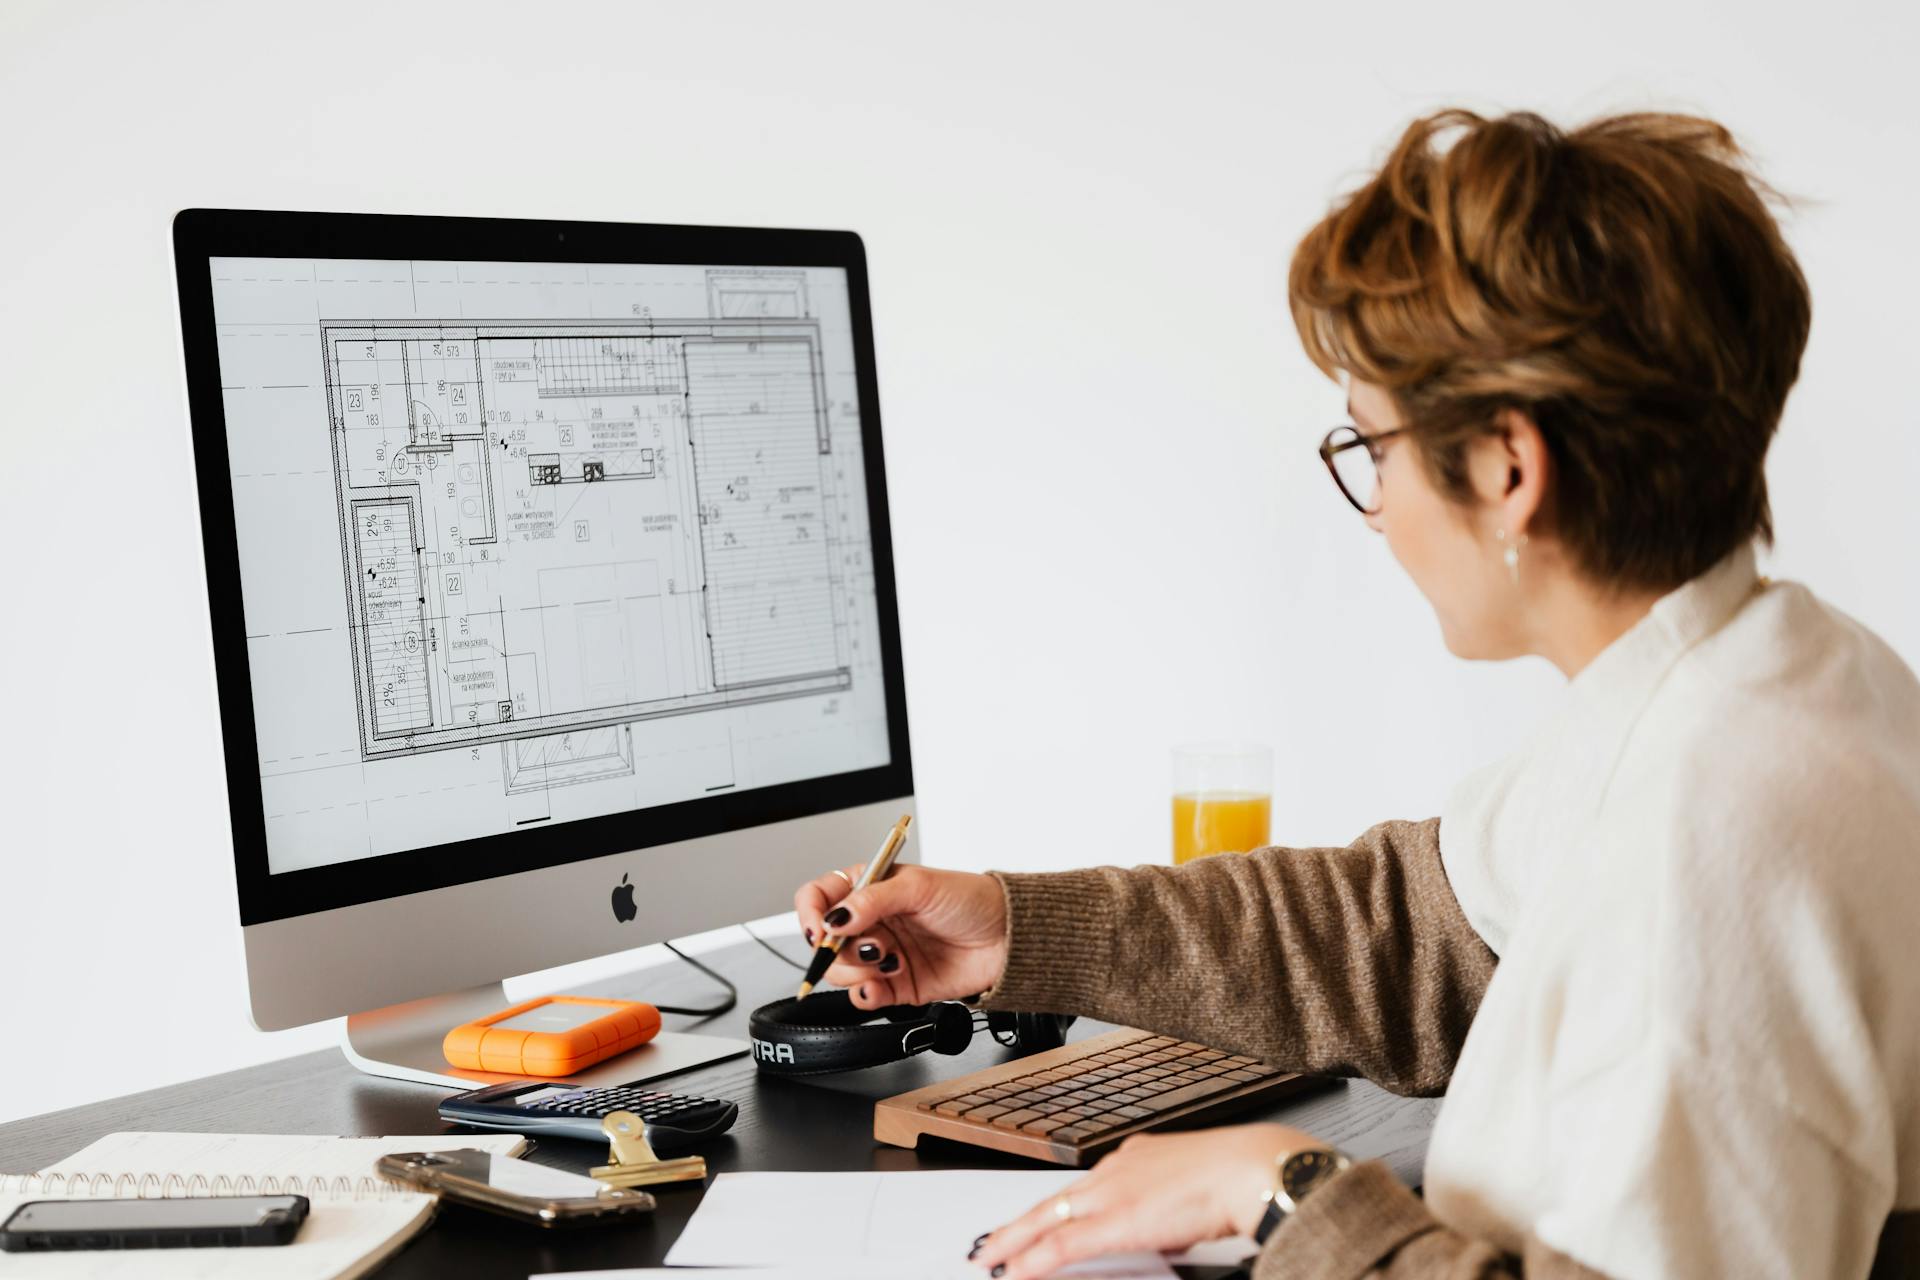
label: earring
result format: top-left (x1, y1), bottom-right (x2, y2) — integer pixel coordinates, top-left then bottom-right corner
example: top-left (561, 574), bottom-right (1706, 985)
top-left (1494, 527), bottom-right (1528, 585)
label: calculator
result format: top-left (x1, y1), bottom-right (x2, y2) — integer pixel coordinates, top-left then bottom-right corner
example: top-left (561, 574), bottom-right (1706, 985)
top-left (440, 1079), bottom-right (739, 1148)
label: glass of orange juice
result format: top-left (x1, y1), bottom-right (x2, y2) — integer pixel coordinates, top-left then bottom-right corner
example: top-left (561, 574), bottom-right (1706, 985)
top-left (1172, 743), bottom-right (1273, 864)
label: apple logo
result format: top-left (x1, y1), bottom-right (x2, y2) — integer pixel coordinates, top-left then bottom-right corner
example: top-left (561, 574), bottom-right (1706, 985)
top-left (610, 873), bottom-right (637, 924)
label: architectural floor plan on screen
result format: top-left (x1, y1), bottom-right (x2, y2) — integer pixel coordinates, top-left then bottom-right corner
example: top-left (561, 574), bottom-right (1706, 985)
top-left (331, 317), bottom-right (847, 773)
top-left (212, 262), bottom-right (891, 872)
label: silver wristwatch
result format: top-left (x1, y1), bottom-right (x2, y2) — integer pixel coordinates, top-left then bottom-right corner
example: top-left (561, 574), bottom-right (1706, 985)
top-left (1253, 1146), bottom-right (1352, 1245)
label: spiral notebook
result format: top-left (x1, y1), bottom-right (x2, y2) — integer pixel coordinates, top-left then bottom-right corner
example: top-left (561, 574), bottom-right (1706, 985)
top-left (0, 1130), bottom-right (527, 1278)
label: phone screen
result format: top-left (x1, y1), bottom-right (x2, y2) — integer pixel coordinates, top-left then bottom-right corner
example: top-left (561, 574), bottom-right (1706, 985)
top-left (410, 1150), bottom-right (608, 1198)
top-left (5, 1195), bottom-right (304, 1232)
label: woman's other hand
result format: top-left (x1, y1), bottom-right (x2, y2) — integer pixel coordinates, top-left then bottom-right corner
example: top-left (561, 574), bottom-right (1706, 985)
top-left (793, 864), bottom-right (1009, 1008)
top-left (969, 1124), bottom-right (1321, 1279)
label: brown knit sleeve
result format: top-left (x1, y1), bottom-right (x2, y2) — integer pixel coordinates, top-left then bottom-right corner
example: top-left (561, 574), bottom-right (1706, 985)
top-left (977, 818), bottom-right (1495, 1096)
top-left (1252, 1161), bottom-right (1610, 1279)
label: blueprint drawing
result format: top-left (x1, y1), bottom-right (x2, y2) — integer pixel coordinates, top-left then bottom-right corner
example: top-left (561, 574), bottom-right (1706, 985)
top-left (326, 319), bottom-right (851, 761)
top-left (209, 259), bottom-right (891, 873)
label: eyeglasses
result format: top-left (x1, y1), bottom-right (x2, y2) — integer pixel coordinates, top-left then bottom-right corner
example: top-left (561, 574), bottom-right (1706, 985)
top-left (1318, 422), bottom-right (1413, 515)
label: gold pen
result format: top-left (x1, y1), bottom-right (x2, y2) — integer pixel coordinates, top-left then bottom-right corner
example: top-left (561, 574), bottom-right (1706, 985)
top-left (796, 814), bottom-right (912, 999)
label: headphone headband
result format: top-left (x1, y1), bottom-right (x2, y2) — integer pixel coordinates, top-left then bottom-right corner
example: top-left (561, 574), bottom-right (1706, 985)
top-left (747, 992), bottom-right (977, 1076)
top-left (747, 994), bottom-right (1075, 1076)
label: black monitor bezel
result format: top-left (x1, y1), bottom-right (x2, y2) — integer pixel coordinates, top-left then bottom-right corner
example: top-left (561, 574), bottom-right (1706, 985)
top-left (173, 208), bottom-right (913, 926)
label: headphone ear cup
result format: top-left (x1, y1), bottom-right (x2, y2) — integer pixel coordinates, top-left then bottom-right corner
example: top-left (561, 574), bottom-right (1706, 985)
top-left (981, 1010), bottom-right (1077, 1053)
top-left (929, 1001), bottom-right (976, 1055)
top-left (1012, 1012), bottom-right (1074, 1052)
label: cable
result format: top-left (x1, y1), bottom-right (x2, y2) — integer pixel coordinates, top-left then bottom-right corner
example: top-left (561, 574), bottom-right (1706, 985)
top-left (740, 921), bottom-right (810, 971)
top-left (650, 941), bottom-right (739, 1018)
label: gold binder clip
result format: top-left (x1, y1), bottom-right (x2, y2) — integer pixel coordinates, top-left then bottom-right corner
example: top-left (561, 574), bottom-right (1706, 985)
top-left (589, 1110), bottom-right (707, 1189)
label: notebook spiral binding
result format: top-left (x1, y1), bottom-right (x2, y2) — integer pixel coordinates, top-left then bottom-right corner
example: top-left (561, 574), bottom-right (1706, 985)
top-left (0, 1169), bottom-right (418, 1201)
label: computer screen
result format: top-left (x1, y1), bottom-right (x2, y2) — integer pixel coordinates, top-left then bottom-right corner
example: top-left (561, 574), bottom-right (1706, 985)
top-left (182, 219), bottom-right (908, 927)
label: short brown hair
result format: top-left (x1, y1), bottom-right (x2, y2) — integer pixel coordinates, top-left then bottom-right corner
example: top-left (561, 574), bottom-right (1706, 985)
top-left (1289, 108), bottom-right (1810, 592)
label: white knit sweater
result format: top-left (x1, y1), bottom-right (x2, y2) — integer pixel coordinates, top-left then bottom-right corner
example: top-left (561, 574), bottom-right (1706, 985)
top-left (1425, 541), bottom-right (1920, 1278)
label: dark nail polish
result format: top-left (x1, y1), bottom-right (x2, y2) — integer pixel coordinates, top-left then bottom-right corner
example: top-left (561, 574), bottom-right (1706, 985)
top-left (825, 907), bottom-right (851, 928)
top-left (857, 984), bottom-right (869, 1001)
top-left (878, 953), bottom-right (900, 973)
top-left (856, 942), bottom-right (881, 962)
top-left (968, 1245), bottom-right (981, 1260)
top-left (805, 928), bottom-right (816, 945)
top-left (992, 1266), bottom-right (1006, 1278)
top-left (973, 1234), bottom-right (990, 1248)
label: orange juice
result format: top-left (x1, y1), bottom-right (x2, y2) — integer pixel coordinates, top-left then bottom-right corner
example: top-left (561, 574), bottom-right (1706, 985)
top-left (1172, 791), bottom-right (1272, 864)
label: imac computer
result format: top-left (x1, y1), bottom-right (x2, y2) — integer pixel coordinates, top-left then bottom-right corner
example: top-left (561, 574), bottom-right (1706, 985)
top-left (172, 209), bottom-right (914, 1088)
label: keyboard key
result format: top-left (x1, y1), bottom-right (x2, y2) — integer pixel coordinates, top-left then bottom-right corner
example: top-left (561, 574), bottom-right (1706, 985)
top-left (992, 1109), bottom-right (1044, 1130)
top-left (965, 1104), bottom-right (1012, 1122)
top-left (1020, 1117), bottom-right (1070, 1136)
top-left (1139, 1077), bottom-right (1239, 1113)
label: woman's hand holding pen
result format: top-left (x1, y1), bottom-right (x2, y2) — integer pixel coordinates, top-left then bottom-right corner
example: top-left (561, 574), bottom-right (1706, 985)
top-left (793, 865), bottom-right (1009, 1009)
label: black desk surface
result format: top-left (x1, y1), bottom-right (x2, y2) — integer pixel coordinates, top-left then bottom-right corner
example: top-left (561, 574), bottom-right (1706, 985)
top-left (0, 932), bottom-right (1438, 1277)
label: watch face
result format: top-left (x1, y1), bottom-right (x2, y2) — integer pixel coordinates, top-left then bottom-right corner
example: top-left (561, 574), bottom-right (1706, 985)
top-left (1281, 1149), bottom-right (1343, 1200)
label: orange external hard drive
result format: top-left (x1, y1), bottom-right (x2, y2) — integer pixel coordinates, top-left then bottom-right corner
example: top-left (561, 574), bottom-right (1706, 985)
top-left (443, 996), bottom-right (663, 1077)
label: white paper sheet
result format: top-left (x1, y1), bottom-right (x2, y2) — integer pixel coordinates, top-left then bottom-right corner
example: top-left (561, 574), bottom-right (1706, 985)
top-left (1166, 1234), bottom-right (1259, 1266)
top-left (543, 1270), bottom-right (1171, 1280)
top-left (537, 1272), bottom-right (959, 1280)
top-left (654, 1170), bottom-right (1176, 1278)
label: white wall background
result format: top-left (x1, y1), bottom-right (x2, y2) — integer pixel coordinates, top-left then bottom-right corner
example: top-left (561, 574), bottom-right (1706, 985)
top-left (2, 0), bottom-right (1914, 1127)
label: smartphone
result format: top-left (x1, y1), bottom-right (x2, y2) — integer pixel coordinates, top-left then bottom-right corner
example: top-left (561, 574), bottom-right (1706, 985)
top-left (376, 1149), bottom-right (654, 1227)
top-left (0, 1195), bottom-right (308, 1251)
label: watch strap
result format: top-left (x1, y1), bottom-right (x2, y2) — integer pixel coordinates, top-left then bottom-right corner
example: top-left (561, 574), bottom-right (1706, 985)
top-left (1254, 1195), bottom-right (1286, 1247)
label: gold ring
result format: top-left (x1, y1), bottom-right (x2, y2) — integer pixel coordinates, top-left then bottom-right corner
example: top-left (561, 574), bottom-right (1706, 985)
top-left (830, 869), bottom-right (854, 886)
top-left (1053, 1195), bottom-right (1073, 1223)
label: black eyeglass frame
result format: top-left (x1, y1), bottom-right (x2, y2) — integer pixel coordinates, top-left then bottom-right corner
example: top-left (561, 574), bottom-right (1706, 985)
top-left (1318, 423), bottom-right (1413, 515)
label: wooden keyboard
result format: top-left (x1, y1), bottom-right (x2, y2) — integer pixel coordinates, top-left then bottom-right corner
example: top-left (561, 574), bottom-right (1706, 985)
top-left (874, 1028), bottom-right (1322, 1167)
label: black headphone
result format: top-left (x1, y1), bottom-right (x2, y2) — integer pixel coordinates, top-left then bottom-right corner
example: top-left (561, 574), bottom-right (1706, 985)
top-left (747, 992), bottom-right (1075, 1077)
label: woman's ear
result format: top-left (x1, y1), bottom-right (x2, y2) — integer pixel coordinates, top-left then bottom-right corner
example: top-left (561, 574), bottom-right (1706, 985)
top-left (1468, 406), bottom-right (1549, 536)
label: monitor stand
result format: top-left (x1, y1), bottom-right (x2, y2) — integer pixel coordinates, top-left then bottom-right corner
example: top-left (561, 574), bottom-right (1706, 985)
top-left (342, 982), bottom-right (751, 1091)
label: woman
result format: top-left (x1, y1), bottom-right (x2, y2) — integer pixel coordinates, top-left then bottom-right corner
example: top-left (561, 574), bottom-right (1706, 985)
top-left (796, 109), bottom-right (1920, 1279)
